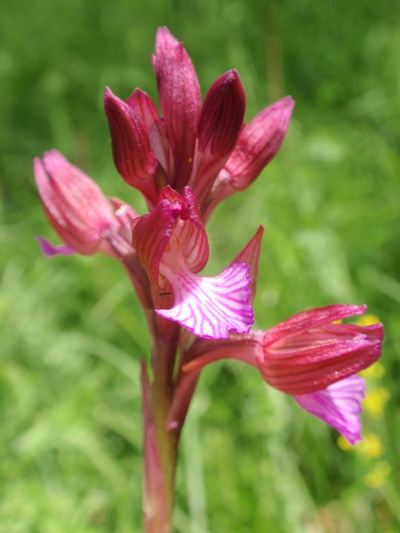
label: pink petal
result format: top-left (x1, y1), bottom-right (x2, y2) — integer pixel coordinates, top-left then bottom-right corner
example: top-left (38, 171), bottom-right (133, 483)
top-left (36, 236), bottom-right (75, 257)
top-left (34, 150), bottom-right (119, 255)
top-left (131, 186), bottom-right (209, 289)
top-left (294, 375), bottom-right (366, 445)
top-left (156, 262), bottom-right (254, 339)
top-left (257, 304), bottom-right (383, 395)
top-left (104, 87), bottom-right (158, 204)
top-left (191, 70), bottom-right (246, 208)
top-left (197, 69), bottom-right (245, 157)
top-left (126, 88), bottom-right (170, 175)
top-left (225, 96), bottom-right (295, 190)
top-left (153, 27), bottom-right (201, 189)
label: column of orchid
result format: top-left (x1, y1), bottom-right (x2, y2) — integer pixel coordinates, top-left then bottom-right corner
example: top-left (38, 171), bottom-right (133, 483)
top-left (34, 27), bottom-right (383, 533)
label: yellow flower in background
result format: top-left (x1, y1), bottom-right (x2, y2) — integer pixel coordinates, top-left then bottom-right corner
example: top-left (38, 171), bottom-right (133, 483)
top-left (355, 314), bottom-right (381, 326)
top-left (364, 460), bottom-right (391, 488)
top-left (358, 433), bottom-right (385, 458)
top-left (361, 361), bottom-right (386, 379)
top-left (337, 435), bottom-right (353, 451)
top-left (337, 432), bottom-right (384, 458)
top-left (363, 387), bottom-right (390, 419)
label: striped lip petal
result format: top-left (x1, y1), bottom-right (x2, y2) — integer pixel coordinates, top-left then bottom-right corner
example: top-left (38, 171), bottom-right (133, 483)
top-left (156, 262), bottom-right (254, 339)
top-left (294, 375), bottom-right (366, 445)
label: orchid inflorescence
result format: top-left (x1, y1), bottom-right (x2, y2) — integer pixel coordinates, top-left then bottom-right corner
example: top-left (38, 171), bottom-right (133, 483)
top-left (34, 27), bottom-right (383, 532)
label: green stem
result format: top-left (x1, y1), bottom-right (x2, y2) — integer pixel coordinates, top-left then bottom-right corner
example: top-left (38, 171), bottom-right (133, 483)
top-left (147, 318), bottom-right (181, 530)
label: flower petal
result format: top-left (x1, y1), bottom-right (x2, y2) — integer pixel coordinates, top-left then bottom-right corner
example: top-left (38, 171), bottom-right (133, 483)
top-left (104, 87), bottom-right (158, 205)
top-left (131, 186), bottom-right (209, 289)
top-left (36, 236), bottom-right (75, 257)
top-left (203, 96), bottom-right (294, 221)
top-left (126, 88), bottom-right (170, 175)
top-left (257, 305), bottom-right (383, 395)
top-left (225, 95), bottom-right (295, 190)
top-left (153, 27), bottom-right (201, 189)
top-left (156, 262), bottom-right (254, 339)
top-left (197, 69), bottom-right (245, 158)
top-left (294, 375), bottom-right (366, 445)
top-left (34, 150), bottom-right (119, 255)
top-left (191, 70), bottom-right (246, 207)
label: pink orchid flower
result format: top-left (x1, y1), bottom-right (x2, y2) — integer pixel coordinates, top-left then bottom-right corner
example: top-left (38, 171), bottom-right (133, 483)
top-left (34, 150), bottom-right (153, 314)
top-left (131, 185), bottom-right (254, 339)
top-left (181, 304), bottom-right (382, 443)
top-left (34, 150), bottom-right (138, 257)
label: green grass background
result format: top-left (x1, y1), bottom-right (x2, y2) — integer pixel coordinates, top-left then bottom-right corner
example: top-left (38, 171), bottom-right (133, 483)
top-left (1, 0), bottom-right (400, 531)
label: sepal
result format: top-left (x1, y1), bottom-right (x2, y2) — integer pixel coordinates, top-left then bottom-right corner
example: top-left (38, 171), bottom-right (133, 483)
top-left (225, 96), bottom-right (295, 190)
top-left (126, 88), bottom-right (170, 175)
top-left (153, 27), bottom-right (201, 189)
top-left (197, 70), bottom-right (245, 158)
top-left (203, 96), bottom-right (294, 219)
top-left (104, 87), bottom-right (158, 204)
top-left (34, 150), bottom-right (120, 256)
top-left (191, 70), bottom-right (246, 206)
top-left (257, 305), bottom-right (383, 395)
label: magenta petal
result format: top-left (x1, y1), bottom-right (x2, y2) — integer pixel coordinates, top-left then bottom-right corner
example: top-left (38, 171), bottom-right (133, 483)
top-left (104, 87), bottom-right (158, 205)
top-left (126, 89), bottom-right (170, 174)
top-left (156, 262), bottom-right (254, 339)
top-left (132, 186), bottom-right (209, 289)
top-left (294, 375), bottom-right (366, 445)
top-left (225, 96), bottom-right (295, 190)
top-left (34, 150), bottom-right (120, 256)
top-left (36, 236), bottom-right (75, 257)
top-left (197, 69), bottom-right (245, 158)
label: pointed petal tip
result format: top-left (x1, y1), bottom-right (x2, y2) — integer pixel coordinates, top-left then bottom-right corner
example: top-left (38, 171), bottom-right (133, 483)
top-left (104, 87), bottom-right (157, 188)
top-left (198, 68), bottom-right (246, 157)
top-left (153, 26), bottom-right (201, 188)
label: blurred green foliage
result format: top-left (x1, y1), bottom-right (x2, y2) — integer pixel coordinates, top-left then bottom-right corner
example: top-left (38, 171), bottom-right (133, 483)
top-left (1, 0), bottom-right (400, 531)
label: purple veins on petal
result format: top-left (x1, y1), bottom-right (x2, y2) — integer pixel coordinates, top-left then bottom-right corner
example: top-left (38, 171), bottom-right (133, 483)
top-left (156, 262), bottom-right (254, 339)
top-left (294, 374), bottom-right (366, 445)
top-left (36, 236), bottom-right (75, 257)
